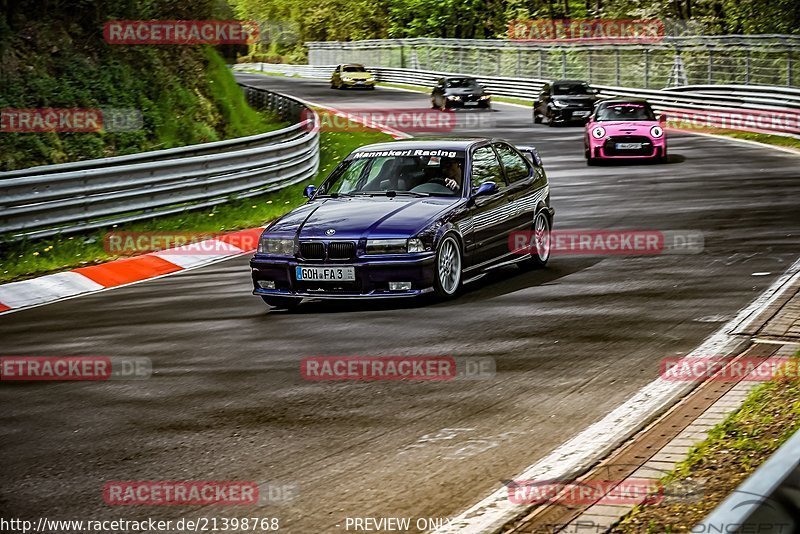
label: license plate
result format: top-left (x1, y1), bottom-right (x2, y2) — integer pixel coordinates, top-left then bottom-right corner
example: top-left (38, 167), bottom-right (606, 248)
top-left (464, 101), bottom-right (479, 106)
top-left (616, 142), bottom-right (642, 150)
top-left (574, 111), bottom-right (590, 117)
top-left (295, 266), bottom-right (355, 281)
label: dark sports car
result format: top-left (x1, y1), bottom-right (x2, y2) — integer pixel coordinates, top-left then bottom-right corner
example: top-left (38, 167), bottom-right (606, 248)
top-left (430, 77), bottom-right (491, 111)
top-left (250, 139), bottom-right (553, 309)
top-left (533, 79), bottom-right (599, 126)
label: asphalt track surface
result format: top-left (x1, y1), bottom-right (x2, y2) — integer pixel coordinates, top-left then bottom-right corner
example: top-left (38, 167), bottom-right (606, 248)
top-left (1, 74), bottom-right (799, 533)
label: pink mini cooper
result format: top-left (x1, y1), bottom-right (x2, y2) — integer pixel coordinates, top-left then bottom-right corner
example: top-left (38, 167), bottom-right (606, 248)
top-left (584, 99), bottom-right (667, 165)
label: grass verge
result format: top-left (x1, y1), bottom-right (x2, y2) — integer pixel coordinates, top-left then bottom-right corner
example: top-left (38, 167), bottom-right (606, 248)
top-left (0, 129), bottom-right (392, 284)
top-left (612, 352), bottom-right (800, 532)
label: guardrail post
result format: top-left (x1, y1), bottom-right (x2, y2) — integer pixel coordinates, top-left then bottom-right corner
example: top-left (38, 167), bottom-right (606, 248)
top-left (458, 47), bottom-right (464, 72)
top-left (561, 49), bottom-right (567, 78)
top-left (708, 46), bottom-right (714, 83)
top-left (516, 49), bottom-right (521, 77)
top-left (538, 50), bottom-right (544, 78)
top-left (745, 48), bottom-right (751, 84)
top-left (588, 50), bottom-right (593, 84)
top-left (615, 48), bottom-right (621, 86)
top-left (788, 50), bottom-right (793, 86)
top-left (497, 49), bottom-right (502, 76)
top-left (643, 49), bottom-right (649, 88)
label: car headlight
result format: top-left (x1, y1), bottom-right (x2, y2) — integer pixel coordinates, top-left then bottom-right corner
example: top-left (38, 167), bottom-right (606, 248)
top-left (479, 95), bottom-right (491, 100)
top-left (650, 125), bottom-right (664, 138)
top-left (258, 237), bottom-right (294, 255)
top-left (342, 77), bottom-right (353, 82)
top-left (366, 77), bottom-right (375, 82)
top-left (366, 238), bottom-right (425, 254)
top-left (446, 95), bottom-right (462, 101)
top-left (552, 100), bottom-right (568, 108)
top-left (591, 126), bottom-right (606, 139)
top-left (407, 238), bottom-right (425, 253)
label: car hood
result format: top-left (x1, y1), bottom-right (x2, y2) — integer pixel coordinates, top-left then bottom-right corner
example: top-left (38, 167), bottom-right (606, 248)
top-left (341, 72), bottom-right (372, 79)
top-left (266, 196), bottom-right (457, 239)
top-left (552, 95), bottom-right (597, 106)
top-left (591, 120), bottom-right (661, 135)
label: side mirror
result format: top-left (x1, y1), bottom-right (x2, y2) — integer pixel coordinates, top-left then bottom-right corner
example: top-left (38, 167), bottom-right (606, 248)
top-left (592, 88), bottom-right (601, 95)
top-left (472, 181), bottom-right (498, 198)
top-left (659, 113), bottom-right (668, 123)
top-left (303, 185), bottom-right (317, 198)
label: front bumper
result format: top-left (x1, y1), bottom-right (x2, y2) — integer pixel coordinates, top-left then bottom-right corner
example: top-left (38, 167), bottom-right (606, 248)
top-left (340, 79), bottom-right (375, 88)
top-left (446, 98), bottom-right (490, 108)
top-left (590, 136), bottom-right (666, 159)
top-left (250, 252), bottom-right (436, 299)
top-left (552, 107), bottom-right (593, 122)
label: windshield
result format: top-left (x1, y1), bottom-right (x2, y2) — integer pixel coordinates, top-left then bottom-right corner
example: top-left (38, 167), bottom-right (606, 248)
top-left (342, 65), bottom-right (366, 72)
top-left (553, 82), bottom-right (592, 95)
top-left (595, 103), bottom-right (656, 121)
top-left (446, 78), bottom-right (479, 88)
top-left (318, 152), bottom-right (466, 197)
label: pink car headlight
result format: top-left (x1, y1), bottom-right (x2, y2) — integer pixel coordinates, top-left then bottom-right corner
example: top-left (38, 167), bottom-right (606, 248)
top-left (650, 125), bottom-right (664, 138)
top-left (591, 126), bottom-right (606, 139)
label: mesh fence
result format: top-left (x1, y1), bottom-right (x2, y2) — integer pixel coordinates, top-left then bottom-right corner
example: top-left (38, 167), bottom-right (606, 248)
top-left (308, 37), bottom-right (799, 88)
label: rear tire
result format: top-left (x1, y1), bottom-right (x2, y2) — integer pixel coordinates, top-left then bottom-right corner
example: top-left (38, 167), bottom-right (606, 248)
top-left (534, 112), bottom-right (542, 124)
top-left (434, 234), bottom-right (462, 298)
top-left (261, 296), bottom-right (302, 310)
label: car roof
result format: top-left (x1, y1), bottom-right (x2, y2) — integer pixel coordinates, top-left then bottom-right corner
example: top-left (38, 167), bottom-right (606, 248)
top-left (340, 63), bottom-right (365, 67)
top-left (442, 76), bottom-right (477, 80)
top-left (353, 138), bottom-right (489, 152)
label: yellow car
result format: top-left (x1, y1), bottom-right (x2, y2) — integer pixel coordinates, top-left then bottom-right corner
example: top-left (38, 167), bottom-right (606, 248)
top-left (331, 64), bottom-right (376, 90)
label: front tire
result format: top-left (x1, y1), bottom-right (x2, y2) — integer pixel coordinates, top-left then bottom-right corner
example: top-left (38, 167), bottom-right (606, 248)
top-left (519, 211), bottom-right (551, 269)
top-left (434, 234), bottom-right (462, 298)
top-left (261, 296), bottom-right (302, 310)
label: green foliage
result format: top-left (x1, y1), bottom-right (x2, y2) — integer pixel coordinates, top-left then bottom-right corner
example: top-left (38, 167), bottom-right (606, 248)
top-left (0, 0), bottom-right (281, 170)
top-left (229, 0), bottom-right (799, 60)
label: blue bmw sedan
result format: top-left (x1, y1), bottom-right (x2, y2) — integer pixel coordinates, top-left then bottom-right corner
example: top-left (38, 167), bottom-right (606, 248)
top-left (250, 139), bottom-right (554, 309)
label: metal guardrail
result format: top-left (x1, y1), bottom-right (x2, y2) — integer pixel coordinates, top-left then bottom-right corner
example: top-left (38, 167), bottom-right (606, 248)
top-left (233, 63), bottom-right (800, 139)
top-left (696, 427), bottom-right (800, 532)
top-left (0, 86), bottom-right (319, 241)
